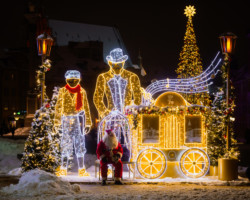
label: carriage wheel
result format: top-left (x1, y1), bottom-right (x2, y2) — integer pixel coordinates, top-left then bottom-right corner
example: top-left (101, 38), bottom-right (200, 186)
top-left (136, 148), bottom-right (167, 179)
top-left (179, 148), bottom-right (210, 178)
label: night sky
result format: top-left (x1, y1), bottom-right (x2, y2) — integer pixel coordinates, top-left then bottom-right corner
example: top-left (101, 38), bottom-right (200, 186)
top-left (1, 1), bottom-right (249, 78)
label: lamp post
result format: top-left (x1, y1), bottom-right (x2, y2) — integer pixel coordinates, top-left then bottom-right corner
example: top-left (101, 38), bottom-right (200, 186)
top-left (36, 33), bottom-right (53, 106)
top-left (219, 32), bottom-right (237, 150)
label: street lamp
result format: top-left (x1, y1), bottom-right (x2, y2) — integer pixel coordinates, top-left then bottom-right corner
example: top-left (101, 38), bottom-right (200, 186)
top-left (36, 33), bottom-right (53, 106)
top-left (37, 33), bottom-right (53, 57)
top-left (219, 32), bottom-right (237, 150)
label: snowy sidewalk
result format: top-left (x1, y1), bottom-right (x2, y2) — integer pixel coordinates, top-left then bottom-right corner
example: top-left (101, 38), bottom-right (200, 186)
top-left (61, 173), bottom-right (250, 186)
top-left (1, 169), bottom-right (250, 200)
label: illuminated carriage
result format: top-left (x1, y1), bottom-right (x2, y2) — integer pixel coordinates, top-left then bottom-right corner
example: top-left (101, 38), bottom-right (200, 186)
top-left (126, 91), bottom-right (210, 179)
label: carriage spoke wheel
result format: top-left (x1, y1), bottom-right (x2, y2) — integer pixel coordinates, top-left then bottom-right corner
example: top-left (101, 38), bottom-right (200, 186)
top-left (180, 148), bottom-right (209, 178)
top-left (136, 148), bottom-right (167, 179)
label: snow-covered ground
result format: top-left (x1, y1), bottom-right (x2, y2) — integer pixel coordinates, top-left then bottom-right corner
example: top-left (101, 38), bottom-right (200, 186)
top-left (0, 138), bottom-right (250, 199)
top-left (1, 169), bottom-right (81, 200)
top-left (1, 172), bottom-right (250, 200)
top-left (4, 127), bottom-right (30, 137)
top-left (0, 138), bottom-right (25, 174)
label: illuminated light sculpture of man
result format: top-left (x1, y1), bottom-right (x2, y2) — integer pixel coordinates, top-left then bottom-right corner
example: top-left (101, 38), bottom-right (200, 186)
top-left (94, 48), bottom-right (141, 117)
top-left (94, 48), bottom-right (141, 161)
top-left (54, 70), bottom-right (92, 177)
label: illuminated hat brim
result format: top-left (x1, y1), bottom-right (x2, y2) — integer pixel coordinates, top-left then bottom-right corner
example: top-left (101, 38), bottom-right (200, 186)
top-left (65, 70), bottom-right (81, 79)
top-left (106, 55), bottom-right (128, 63)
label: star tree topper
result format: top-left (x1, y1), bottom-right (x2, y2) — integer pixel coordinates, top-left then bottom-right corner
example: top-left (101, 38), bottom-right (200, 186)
top-left (184, 5), bottom-right (196, 18)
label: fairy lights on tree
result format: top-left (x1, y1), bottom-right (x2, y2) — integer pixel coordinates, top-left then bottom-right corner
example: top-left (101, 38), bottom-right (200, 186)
top-left (176, 5), bottom-right (211, 106)
top-left (207, 57), bottom-right (239, 165)
top-left (22, 87), bottom-right (63, 173)
top-left (21, 102), bottom-right (58, 172)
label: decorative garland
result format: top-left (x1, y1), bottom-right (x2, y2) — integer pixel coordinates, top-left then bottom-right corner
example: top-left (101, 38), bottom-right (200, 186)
top-left (36, 59), bottom-right (52, 89)
top-left (125, 105), bottom-right (209, 129)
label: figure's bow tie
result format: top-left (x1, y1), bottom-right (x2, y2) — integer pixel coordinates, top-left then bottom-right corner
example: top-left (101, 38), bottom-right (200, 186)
top-left (114, 75), bottom-right (121, 80)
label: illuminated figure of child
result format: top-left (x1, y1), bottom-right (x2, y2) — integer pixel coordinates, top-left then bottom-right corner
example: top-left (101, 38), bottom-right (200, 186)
top-left (54, 70), bottom-right (92, 177)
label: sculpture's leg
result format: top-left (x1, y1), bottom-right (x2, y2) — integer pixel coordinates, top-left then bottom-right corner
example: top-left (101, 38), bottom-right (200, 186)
top-left (75, 129), bottom-right (89, 177)
top-left (56, 117), bottom-right (73, 176)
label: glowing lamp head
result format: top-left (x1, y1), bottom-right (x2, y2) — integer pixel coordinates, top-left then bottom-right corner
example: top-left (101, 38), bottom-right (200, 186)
top-left (37, 33), bottom-right (53, 56)
top-left (219, 32), bottom-right (237, 54)
top-left (106, 48), bottom-right (128, 74)
top-left (65, 70), bottom-right (81, 87)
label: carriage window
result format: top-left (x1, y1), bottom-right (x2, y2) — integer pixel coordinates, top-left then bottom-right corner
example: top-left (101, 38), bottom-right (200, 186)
top-left (185, 116), bottom-right (202, 143)
top-left (142, 115), bottom-right (159, 143)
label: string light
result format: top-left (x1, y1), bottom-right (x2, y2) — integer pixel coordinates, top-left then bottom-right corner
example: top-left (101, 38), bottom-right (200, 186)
top-left (184, 5), bottom-right (196, 18)
top-left (54, 70), bottom-right (92, 177)
top-left (97, 110), bottom-right (132, 161)
top-left (126, 92), bottom-right (210, 179)
top-left (94, 48), bottom-right (142, 163)
top-left (93, 48), bottom-right (141, 118)
top-left (145, 52), bottom-right (221, 98)
top-left (94, 48), bottom-right (213, 179)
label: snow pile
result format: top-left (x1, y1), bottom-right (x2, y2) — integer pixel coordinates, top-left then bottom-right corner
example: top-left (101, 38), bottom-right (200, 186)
top-left (238, 166), bottom-right (248, 178)
top-left (2, 169), bottom-right (81, 197)
top-left (0, 138), bottom-right (25, 174)
top-left (8, 167), bottom-right (22, 176)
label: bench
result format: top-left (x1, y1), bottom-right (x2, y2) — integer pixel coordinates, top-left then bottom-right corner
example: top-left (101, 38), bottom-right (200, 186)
top-left (95, 160), bottom-right (136, 180)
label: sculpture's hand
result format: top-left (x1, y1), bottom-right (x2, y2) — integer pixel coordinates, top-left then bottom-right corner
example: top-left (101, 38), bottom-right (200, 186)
top-left (85, 126), bottom-right (91, 134)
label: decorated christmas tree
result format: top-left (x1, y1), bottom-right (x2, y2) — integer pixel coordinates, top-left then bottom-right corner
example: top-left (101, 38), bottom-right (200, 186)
top-left (207, 57), bottom-right (239, 165)
top-left (207, 89), bottom-right (227, 166)
top-left (48, 87), bottom-right (62, 160)
top-left (21, 102), bottom-right (58, 172)
top-left (22, 87), bottom-right (62, 172)
top-left (176, 5), bottom-right (210, 106)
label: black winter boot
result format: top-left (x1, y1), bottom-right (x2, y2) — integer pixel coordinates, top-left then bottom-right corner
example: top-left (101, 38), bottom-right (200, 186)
top-left (101, 180), bottom-right (106, 186)
top-left (114, 180), bottom-right (123, 185)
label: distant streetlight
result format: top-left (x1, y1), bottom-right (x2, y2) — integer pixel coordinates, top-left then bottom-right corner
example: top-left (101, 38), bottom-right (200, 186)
top-left (36, 33), bottom-right (53, 106)
top-left (219, 32), bottom-right (237, 150)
